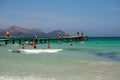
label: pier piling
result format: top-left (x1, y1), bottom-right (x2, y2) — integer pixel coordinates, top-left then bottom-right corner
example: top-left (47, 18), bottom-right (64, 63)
top-left (0, 36), bottom-right (87, 45)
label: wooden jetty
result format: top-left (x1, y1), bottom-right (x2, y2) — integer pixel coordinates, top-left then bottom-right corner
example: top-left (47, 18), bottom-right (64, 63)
top-left (0, 36), bottom-right (87, 45)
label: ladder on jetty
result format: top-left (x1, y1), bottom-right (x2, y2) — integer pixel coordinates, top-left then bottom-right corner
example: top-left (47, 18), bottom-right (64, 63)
top-left (0, 36), bottom-right (87, 45)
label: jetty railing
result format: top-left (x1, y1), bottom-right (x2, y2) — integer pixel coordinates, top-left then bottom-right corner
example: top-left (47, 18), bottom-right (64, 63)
top-left (0, 36), bottom-right (87, 45)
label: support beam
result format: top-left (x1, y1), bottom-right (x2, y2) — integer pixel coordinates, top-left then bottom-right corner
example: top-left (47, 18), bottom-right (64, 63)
top-left (5, 40), bottom-right (8, 45)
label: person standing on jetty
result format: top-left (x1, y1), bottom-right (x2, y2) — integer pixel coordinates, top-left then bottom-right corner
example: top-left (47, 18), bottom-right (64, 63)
top-left (77, 32), bottom-right (80, 37)
top-left (58, 32), bottom-right (62, 38)
top-left (35, 32), bottom-right (38, 39)
top-left (6, 30), bottom-right (10, 38)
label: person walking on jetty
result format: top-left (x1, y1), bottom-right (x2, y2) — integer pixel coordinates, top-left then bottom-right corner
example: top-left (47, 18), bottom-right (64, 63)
top-left (35, 32), bottom-right (38, 39)
top-left (77, 32), bottom-right (80, 37)
top-left (58, 32), bottom-right (62, 38)
top-left (64, 32), bottom-right (68, 38)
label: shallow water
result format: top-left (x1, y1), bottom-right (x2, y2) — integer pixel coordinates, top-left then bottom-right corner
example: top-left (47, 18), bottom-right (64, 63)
top-left (0, 37), bottom-right (120, 80)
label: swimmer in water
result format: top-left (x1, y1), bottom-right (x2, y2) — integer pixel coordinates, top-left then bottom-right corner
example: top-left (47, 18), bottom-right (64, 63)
top-left (32, 42), bottom-right (36, 49)
top-left (47, 43), bottom-right (50, 49)
top-left (70, 42), bottom-right (74, 46)
top-left (25, 40), bottom-right (29, 45)
top-left (21, 43), bottom-right (25, 49)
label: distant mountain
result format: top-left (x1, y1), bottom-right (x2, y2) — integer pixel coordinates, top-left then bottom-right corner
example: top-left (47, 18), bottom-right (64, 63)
top-left (0, 25), bottom-right (67, 38)
top-left (47, 30), bottom-right (66, 38)
top-left (0, 25), bottom-right (47, 37)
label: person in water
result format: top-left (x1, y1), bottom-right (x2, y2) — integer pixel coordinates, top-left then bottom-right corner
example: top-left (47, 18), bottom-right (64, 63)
top-left (18, 43), bottom-right (25, 49)
top-left (6, 30), bottom-right (10, 38)
top-left (32, 42), bottom-right (36, 49)
top-left (30, 41), bottom-right (33, 46)
top-left (47, 43), bottom-right (50, 49)
top-left (25, 40), bottom-right (29, 45)
top-left (70, 42), bottom-right (74, 46)
top-left (21, 43), bottom-right (25, 49)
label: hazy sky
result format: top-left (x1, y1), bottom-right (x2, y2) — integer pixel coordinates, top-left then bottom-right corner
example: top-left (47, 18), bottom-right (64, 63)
top-left (0, 0), bottom-right (120, 37)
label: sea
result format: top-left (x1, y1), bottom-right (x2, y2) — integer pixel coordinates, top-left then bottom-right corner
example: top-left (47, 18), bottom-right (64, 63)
top-left (0, 37), bottom-right (120, 80)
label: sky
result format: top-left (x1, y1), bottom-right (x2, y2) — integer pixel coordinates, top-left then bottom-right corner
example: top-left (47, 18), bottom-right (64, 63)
top-left (0, 0), bottom-right (120, 37)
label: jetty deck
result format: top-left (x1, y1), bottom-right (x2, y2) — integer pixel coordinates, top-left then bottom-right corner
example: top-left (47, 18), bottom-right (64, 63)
top-left (0, 36), bottom-right (87, 45)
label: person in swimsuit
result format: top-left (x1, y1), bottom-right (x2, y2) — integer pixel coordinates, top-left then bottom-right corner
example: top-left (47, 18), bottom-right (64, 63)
top-left (6, 30), bottom-right (10, 38)
top-left (32, 42), bottom-right (36, 49)
top-left (47, 43), bottom-right (50, 49)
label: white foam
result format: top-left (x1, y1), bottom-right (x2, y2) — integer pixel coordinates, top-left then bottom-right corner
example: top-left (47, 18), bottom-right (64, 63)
top-left (19, 49), bottom-right (63, 54)
top-left (0, 76), bottom-right (55, 80)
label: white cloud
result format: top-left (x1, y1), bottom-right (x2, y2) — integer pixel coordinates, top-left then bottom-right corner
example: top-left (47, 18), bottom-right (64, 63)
top-left (110, 7), bottom-right (119, 11)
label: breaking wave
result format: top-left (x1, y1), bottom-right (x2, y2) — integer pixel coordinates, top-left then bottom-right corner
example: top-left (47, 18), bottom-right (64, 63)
top-left (8, 49), bottom-right (63, 54)
top-left (0, 75), bottom-right (55, 80)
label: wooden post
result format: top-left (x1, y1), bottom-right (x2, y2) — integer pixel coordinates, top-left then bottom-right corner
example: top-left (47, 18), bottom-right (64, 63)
top-left (35, 39), bottom-right (38, 44)
top-left (19, 39), bottom-right (21, 44)
top-left (12, 40), bottom-right (15, 44)
top-left (5, 40), bottom-right (8, 45)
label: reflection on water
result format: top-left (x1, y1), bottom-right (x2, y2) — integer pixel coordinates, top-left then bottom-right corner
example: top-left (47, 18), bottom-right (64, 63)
top-left (96, 52), bottom-right (120, 61)
top-left (0, 37), bottom-right (120, 80)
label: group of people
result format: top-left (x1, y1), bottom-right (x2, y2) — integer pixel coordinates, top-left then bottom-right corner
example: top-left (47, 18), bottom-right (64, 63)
top-left (5, 30), bottom-right (85, 39)
top-left (58, 32), bottom-right (69, 38)
top-left (21, 40), bottom-right (51, 49)
top-left (58, 32), bottom-right (86, 38)
top-left (20, 41), bottom-right (37, 49)
top-left (5, 30), bottom-right (85, 49)
top-left (5, 30), bottom-right (51, 49)
top-left (23, 40), bottom-right (36, 49)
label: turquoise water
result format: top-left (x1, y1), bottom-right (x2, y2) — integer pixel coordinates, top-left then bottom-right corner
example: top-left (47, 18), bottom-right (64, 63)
top-left (0, 37), bottom-right (120, 80)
